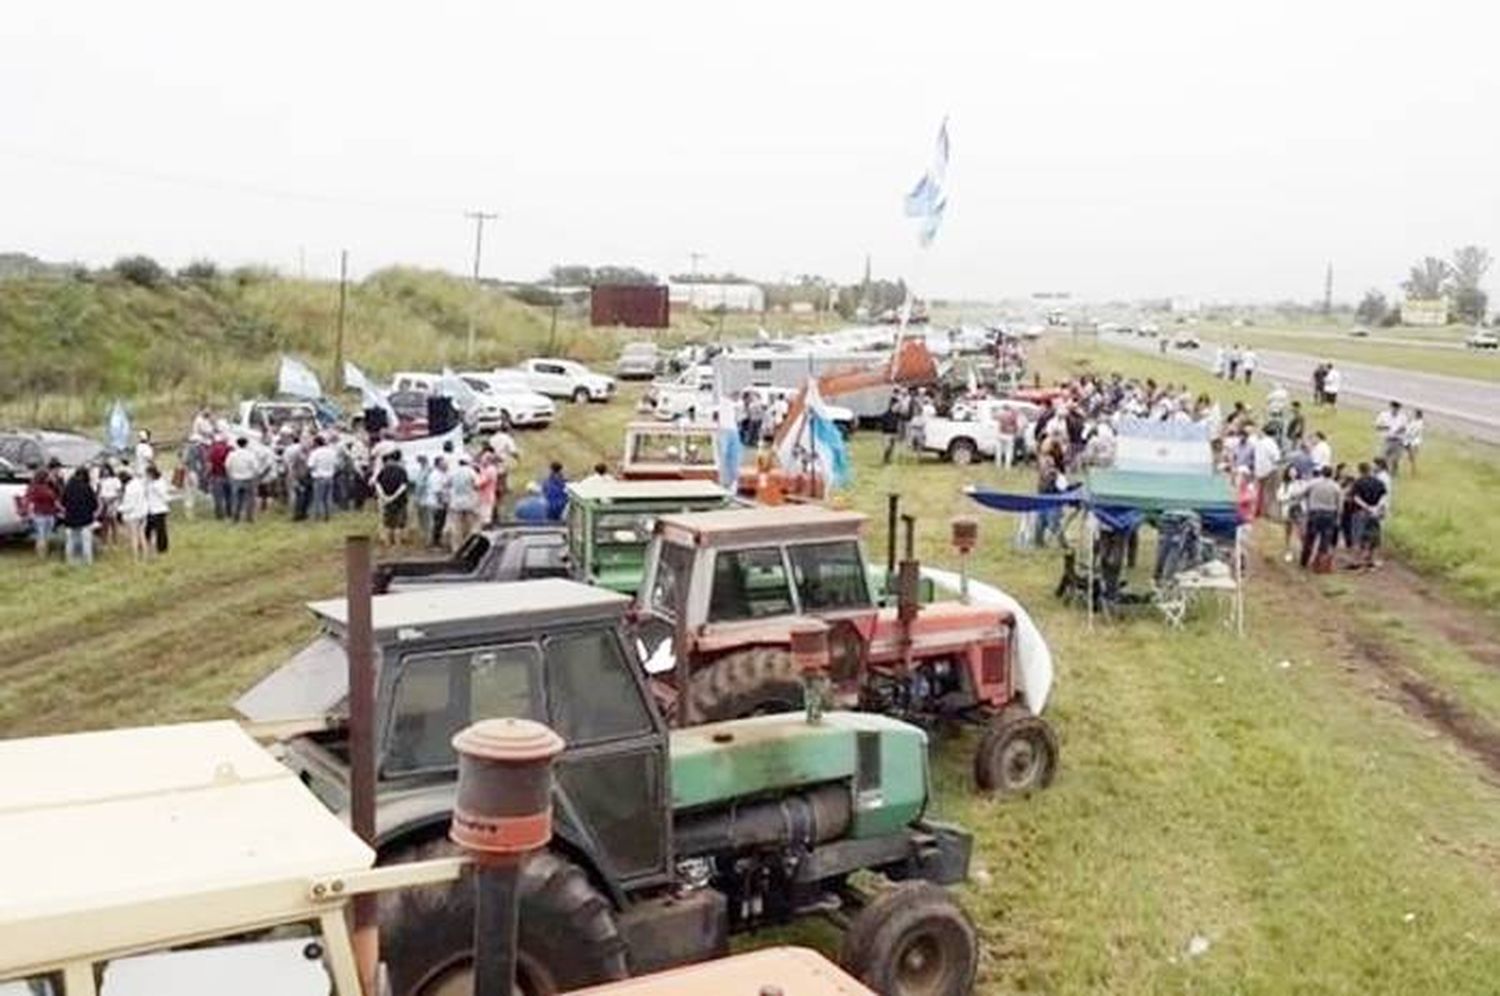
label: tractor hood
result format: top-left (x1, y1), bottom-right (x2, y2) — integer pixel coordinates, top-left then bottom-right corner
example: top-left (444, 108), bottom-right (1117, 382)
top-left (670, 711), bottom-right (927, 839)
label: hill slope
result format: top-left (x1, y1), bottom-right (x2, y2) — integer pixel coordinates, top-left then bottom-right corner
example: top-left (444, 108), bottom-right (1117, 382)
top-left (0, 266), bottom-right (606, 428)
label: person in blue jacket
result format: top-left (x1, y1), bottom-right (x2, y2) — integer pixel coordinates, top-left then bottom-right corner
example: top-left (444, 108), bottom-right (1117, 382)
top-left (541, 461), bottom-right (569, 521)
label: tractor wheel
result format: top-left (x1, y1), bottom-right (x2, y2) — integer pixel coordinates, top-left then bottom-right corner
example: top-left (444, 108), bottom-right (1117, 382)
top-left (380, 838), bottom-right (628, 996)
top-left (572, 386), bottom-right (592, 404)
top-left (973, 708), bottom-right (1058, 795)
top-left (840, 882), bottom-right (978, 996)
top-left (686, 646), bottom-right (803, 723)
top-left (947, 438), bottom-right (977, 465)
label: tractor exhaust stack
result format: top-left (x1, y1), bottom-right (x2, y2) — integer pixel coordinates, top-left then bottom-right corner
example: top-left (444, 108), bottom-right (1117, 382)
top-left (344, 535), bottom-right (379, 996)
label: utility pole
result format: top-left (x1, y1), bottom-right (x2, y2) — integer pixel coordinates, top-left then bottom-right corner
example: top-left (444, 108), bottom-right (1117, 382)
top-left (689, 251), bottom-right (706, 279)
top-left (466, 210), bottom-right (498, 360)
top-left (334, 249), bottom-right (348, 389)
top-left (1323, 261), bottom-right (1334, 316)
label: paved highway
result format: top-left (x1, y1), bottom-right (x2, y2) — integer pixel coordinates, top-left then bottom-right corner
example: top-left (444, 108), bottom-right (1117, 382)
top-left (1098, 332), bottom-right (1500, 445)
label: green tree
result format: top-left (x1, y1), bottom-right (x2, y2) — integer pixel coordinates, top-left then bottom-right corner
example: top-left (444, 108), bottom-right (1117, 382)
top-left (1448, 245), bottom-right (1492, 323)
top-left (1355, 289), bottom-right (1388, 325)
top-left (111, 255), bottom-right (167, 289)
top-left (1402, 256), bottom-right (1451, 299)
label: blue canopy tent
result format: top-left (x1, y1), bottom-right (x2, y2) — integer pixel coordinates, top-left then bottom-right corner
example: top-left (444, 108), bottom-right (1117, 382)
top-left (966, 473), bottom-right (1247, 633)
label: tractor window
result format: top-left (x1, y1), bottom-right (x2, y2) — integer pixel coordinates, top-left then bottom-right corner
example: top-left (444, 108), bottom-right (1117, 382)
top-left (385, 643), bottom-right (540, 774)
top-left (0, 976), bottom-right (58, 996)
top-left (546, 630), bottom-right (652, 744)
top-left (709, 547), bottom-right (794, 621)
top-left (630, 432), bottom-right (715, 467)
top-left (596, 510), bottom-right (654, 547)
top-left (648, 541), bottom-right (694, 619)
top-left (788, 541), bottom-right (871, 611)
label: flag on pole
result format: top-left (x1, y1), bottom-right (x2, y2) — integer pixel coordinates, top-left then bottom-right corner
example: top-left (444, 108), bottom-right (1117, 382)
top-left (903, 117), bottom-right (950, 247)
top-left (775, 378), bottom-right (852, 491)
top-left (105, 399), bottom-right (131, 453)
top-left (344, 361), bottom-right (397, 421)
top-left (278, 355), bottom-right (323, 399)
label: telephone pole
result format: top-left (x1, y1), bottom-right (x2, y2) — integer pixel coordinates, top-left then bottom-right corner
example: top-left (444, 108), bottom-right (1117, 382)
top-left (466, 210), bottom-right (498, 360)
top-left (1322, 261), bottom-right (1334, 316)
top-left (334, 249), bottom-right (348, 389)
top-left (689, 251), bottom-right (706, 279)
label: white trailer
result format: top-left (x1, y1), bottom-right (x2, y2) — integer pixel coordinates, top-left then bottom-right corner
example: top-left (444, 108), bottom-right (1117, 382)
top-left (712, 348), bottom-right (894, 422)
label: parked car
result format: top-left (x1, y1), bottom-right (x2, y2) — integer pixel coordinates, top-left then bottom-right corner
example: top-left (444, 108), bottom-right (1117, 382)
top-left (519, 358), bottom-right (615, 402)
top-left (1171, 332), bottom-right (1201, 349)
top-left (390, 371), bottom-right (505, 434)
top-left (459, 371), bottom-right (556, 428)
top-left (233, 399), bottom-right (327, 439)
top-left (615, 342), bottom-right (661, 380)
top-left (1465, 329), bottom-right (1499, 350)
top-left (0, 429), bottom-right (104, 471)
top-left (1349, 325), bottom-right (1371, 338)
top-left (0, 456), bottom-right (29, 538)
top-left (642, 364), bottom-right (716, 419)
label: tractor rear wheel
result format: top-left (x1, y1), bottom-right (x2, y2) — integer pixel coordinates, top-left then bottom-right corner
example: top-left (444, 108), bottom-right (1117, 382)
top-left (973, 707), bottom-right (1058, 795)
top-left (686, 646), bottom-right (803, 723)
top-left (840, 882), bottom-right (978, 996)
top-left (380, 838), bottom-right (628, 995)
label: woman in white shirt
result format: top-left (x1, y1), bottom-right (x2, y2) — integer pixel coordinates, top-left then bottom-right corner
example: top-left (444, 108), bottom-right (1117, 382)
top-left (1404, 410), bottom-right (1425, 476)
top-left (118, 469), bottom-right (150, 559)
top-left (144, 465), bottom-right (172, 554)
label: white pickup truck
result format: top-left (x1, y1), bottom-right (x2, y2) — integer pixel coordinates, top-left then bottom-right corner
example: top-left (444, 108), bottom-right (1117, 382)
top-left (518, 358), bottom-right (615, 403)
top-left (917, 398), bottom-right (1042, 464)
top-left (643, 365), bottom-right (716, 419)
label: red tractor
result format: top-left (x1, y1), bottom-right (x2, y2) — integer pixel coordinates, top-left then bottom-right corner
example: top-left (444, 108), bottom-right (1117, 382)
top-left (636, 502), bottom-right (1058, 794)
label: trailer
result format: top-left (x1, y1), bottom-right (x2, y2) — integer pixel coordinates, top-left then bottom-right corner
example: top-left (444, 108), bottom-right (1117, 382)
top-left (712, 348), bottom-right (896, 423)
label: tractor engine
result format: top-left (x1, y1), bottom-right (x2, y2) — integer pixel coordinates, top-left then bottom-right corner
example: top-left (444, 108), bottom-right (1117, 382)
top-left (862, 657), bottom-right (973, 719)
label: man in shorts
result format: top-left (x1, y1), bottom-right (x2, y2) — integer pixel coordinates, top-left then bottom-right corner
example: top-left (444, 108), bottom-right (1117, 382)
top-left (1348, 462), bottom-right (1387, 569)
top-left (373, 451), bottom-right (410, 545)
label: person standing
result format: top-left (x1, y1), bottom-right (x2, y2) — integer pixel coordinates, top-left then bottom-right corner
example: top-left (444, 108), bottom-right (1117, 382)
top-left (226, 437), bottom-right (259, 523)
top-left (1404, 409), bottom-right (1425, 476)
top-left (411, 455), bottom-right (433, 542)
top-left (1285, 400), bottom-right (1306, 447)
top-left (96, 464), bottom-right (122, 546)
top-left (1373, 401), bottom-right (1407, 476)
top-left (118, 469), bottom-right (150, 560)
top-left (144, 464), bottom-right (171, 554)
top-left (23, 468), bottom-right (60, 559)
top-left (1241, 348), bottom-right (1257, 384)
top-left (994, 404), bottom-right (1020, 470)
top-left (424, 456), bottom-right (451, 548)
top-left (542, 462), bottom-right (569, 521)
top-left (207, 433), bottom-right (232, 519)
top-left (474, 451), bottom-right (499, 528)
top-left (372, 451), bottom-right (410, 546)
top-left (881, 391), bottom-right (903, 465)
top-left (1250, 425), bottom-right (1281, 517)
top-left (445, 455), bottom-right (479, 549)
top-left (1226, 344), bottom-right (1241, 381)
top-left (306, 435), bottom-right (338, 522)
top-left (133, 429), bottom-right (155, 478)
top-left (60, 466), bottom-right (99, 566)
top-left (1300, 466), bottom-right (1342, 569)
top-left (1348, 462), bottom-right (1387, 569)
top-left (1308, 431), bottom-right (1333, 472)
top-left (1322, 363), bottom-right (1342, 408)
top-left (1277, 466), bottom-right (1309, 563)
top-left (1311, 363), bottom-right (1327, 405)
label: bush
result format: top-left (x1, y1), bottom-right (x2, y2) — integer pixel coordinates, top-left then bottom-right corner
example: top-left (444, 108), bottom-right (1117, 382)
top-left (178, 259), bottom-right (219, 282)
top-left (111, 255), bottom-right (167, 289)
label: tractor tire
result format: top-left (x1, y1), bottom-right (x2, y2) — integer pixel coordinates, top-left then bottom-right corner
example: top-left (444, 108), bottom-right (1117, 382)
top-left (380, 838), bottom-right (628, 996)
top-left (839, 881), bottom-right (978, 996)
top-left (572, 386), bottom-right (592, 404)
top-left (686, 646), bottom-right (804, 723)
top-left (973, 708), bottom-right (1059, 795)
top-left (947, 438), bottom-right (977, 465)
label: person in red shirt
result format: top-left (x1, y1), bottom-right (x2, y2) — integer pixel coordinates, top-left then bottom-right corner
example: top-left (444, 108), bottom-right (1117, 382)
top-left (207, 434), bottom-right (232, 519)
top-left (23, 468), bottom-right (61, 558)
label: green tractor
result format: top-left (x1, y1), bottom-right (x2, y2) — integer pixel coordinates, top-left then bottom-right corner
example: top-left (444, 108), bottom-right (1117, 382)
top-left (240, 579), bottom-right (979, 995)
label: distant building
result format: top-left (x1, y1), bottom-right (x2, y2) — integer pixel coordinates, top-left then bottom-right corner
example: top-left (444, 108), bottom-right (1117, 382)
top-left (1168, 296), bottom-right (1201, 316)
top-left (668, 282), bottom-right (765, 312)
top-left (1400, 297), bottom-right (1447, 327)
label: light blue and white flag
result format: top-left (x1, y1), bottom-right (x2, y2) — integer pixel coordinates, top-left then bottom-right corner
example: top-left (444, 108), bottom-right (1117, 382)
top-left (903, 117), bottom-right (950, 247)
top-left (344, 361), bottom-right (397, 421)
top-left (775, 379), bottom-right (852, 491)
top-left (105, 399), bottom-right (131, 453)
top-left (278, 355), bottom-right (323, 399)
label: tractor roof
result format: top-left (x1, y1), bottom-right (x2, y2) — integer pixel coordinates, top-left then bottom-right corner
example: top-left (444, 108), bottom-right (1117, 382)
top-left (567, 477), bottom-right (728, 503)
top-left (656, 503), bottom-right (866, 547)
top-left (574, 946), bottom-right (873, 994)
top-left (307, 579), bottom-right (629, 638)
top-left (0, 720), bottom-right (373, 973)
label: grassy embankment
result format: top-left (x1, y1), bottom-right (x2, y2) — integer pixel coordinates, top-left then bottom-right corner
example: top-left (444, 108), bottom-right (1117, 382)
top-left (0, 267), bottom-right (615, 433)
top-left (6, 375), bottom-right (1500, 992)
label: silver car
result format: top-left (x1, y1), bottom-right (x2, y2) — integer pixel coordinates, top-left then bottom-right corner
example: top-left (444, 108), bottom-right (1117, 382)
top-left (615, 342), bottom-right (660, 380)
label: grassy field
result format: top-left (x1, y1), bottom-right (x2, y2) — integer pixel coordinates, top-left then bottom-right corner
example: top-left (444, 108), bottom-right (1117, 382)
top-left (6, 372), bottom-right (1500, 993)
top-left (1186, 323), bottom-right (1500, 382)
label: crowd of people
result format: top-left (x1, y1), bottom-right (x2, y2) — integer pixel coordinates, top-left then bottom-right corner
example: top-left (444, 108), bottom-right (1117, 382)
top-left (16, 404), bottom-right (596, 566)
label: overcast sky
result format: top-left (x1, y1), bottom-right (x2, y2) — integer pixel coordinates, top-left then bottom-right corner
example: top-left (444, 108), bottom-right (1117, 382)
top-left (4, 1), bottom-right (1497, 302)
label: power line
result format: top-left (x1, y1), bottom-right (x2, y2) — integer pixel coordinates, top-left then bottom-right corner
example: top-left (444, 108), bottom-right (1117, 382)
top-left (0, 143), bottom-right (460, 218)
